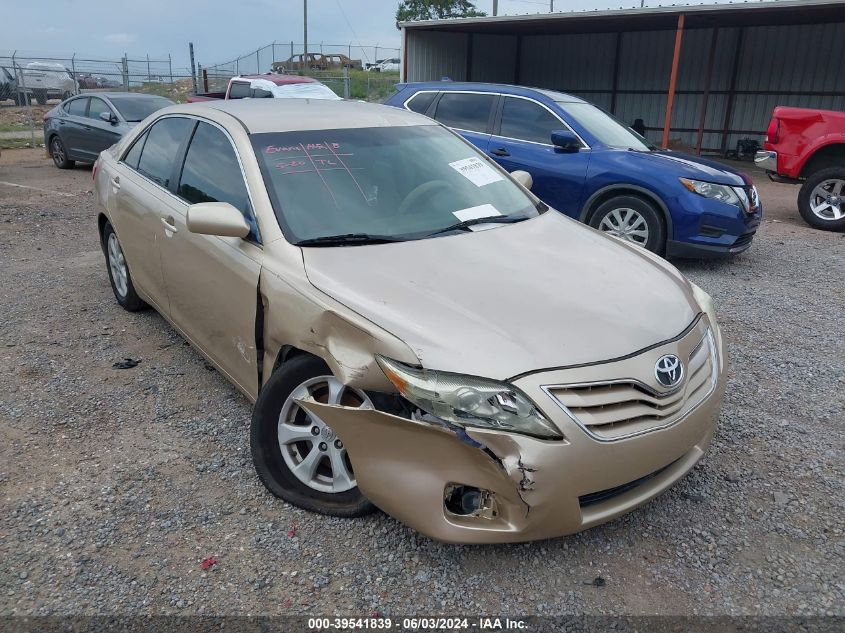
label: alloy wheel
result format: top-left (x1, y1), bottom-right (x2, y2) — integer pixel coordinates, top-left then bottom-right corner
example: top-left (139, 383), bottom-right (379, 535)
top-left (598, 207), bottom-right (650, 246)
top-left (809, 179), bottom-right (845, 221)
top-left (51, 138), bottom-right (65, 167)
top-left (278, 376), bottom-right (372, 493)
top-left (107, 232), bottom-right (129, 297)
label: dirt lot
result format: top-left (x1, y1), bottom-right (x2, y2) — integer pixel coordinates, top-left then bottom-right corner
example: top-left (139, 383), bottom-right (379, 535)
top-left (0, 148), bottom-right (843, 618)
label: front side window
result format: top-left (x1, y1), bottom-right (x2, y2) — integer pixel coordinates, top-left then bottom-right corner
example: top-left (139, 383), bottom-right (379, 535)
top-left (136, 117), bottom-right (194, 188)
top-left (88, 97), bottom-right (112, 121)
top-left (252, 125), bottom-right (541, 244)
top-left (67, 98), bottom-right (88, 116)
top-left (433, 93), bottom-right (496, 134)
top-left (500, 98), bottom-right (564, 145)
top-left (406, 91), bottom-right (437, 115)
top-left (178, 122), bottom-right (259, 242)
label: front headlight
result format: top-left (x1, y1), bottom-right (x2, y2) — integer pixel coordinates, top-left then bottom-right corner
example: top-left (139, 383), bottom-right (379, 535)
top-left (680, 177), bottom-right (747, 210)
top-left (375, 356), bottom-right (562, 440)
top-left (690, 283), bottom-right (724, 371)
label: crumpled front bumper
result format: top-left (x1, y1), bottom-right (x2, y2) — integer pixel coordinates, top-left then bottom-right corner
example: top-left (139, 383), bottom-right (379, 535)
top-left (299, 319), bottom-right (726, 544)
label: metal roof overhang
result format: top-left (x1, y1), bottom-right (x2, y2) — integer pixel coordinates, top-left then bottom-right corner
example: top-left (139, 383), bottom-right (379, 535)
top-left (399, 0), bottom-right (845, 34)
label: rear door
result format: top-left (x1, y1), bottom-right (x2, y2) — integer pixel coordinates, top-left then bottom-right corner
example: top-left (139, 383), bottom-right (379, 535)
top-left (110, 116), bottom-right (195, 312)
top-left (80, 97), bottom-right (122, 160)
top-left (488, 96), bottom-right (591, 216)
top-left (61, 97), bottom-right (89, 159)
top-left (429, 91), bottom-right (497, 155)
top-left (158, 119), bottom-right (262, 397)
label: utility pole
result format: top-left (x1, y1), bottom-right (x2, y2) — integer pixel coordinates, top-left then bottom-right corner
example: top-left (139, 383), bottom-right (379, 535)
top-left (189, 42), bottom-right (197, 94)
top-left (550, 1), bottom-right (554, 12)
top-left (303, 0), bottom-right (308, 57)
top-left (493, 0), bottom-right (498, 17)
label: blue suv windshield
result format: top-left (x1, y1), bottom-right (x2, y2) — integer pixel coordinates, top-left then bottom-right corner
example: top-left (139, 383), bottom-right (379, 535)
top-left (562, 102), bottom-right (655, 151)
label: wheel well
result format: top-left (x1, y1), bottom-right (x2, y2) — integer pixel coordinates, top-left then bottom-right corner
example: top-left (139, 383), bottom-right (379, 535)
top-left (272, 345), bottom-right (318, 374)
top-left (583, 188), bottom-right (667, 230)
top-left (801, 144), bottom-right (845, 178)
top-left (97, 213), bottom-right (109, 252)
top-left (46, 132), bottom-right (58, 155)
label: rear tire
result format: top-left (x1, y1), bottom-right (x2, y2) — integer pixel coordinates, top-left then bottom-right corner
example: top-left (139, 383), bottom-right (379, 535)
top-left (589, 195), bottom-right (666, 254)
top-left (251, 355), bottom-right (377, 518)
top-left (797, 167), bottom-right (845, 231)
top-left (49, 136), bottom-right (74, 169)
top-left (34, 89), bottom-right (47, 105)
top-left (103, 221), bottom-right (147, 311)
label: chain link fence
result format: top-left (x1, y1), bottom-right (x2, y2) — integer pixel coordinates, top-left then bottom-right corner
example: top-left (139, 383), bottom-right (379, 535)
top-left (0, 52), bottom-right (195, 150)
top-left (202, 41), bottom-right (401, 103)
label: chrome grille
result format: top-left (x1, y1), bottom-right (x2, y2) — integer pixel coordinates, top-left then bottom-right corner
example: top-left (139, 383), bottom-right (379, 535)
top-left (546, 330), bottom-right (717, 441)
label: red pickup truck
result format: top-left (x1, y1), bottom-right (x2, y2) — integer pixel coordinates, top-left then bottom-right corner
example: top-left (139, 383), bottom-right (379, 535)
top-left (187, 73), bottom-right (339, 103)
top-left (756, 106), bottom-right (845, 231)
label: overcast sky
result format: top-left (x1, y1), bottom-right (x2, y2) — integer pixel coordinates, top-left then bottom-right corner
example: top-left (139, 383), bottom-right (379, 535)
top-left (6, 0), bottom-right (762, 68)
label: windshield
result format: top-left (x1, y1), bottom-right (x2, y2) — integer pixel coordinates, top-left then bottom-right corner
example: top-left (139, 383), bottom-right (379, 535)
top-left (252, 125), bottom-right (542, 244)
top-left (561, 102), bottom-right (654, 150)
top-left (109, 95), bottom-right (174, 122)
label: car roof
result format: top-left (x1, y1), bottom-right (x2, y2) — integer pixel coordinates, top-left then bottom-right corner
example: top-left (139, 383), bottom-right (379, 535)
top-left (69, 92), bottom-right (172, 101)
top-left (171, 99), bottom-right (436, 134)
top-left (400, 81), bottom-right (586, 103)
top-left (235, 73), bottom-right (318, 86)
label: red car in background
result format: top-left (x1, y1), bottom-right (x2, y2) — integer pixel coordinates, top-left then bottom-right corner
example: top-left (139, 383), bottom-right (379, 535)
top-left (756, 106), bottom-right (845, 231)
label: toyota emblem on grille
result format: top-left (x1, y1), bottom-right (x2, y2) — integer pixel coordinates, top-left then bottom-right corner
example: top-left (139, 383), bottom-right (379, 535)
top-left (655, 354), bottom-right (683, 388)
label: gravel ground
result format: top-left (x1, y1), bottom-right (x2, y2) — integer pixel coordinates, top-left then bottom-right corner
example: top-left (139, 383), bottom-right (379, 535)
top-left (0, 149), bottom-right (843, 618)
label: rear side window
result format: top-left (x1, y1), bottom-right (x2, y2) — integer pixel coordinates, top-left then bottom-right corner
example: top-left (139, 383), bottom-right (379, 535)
top-left (433, 93), bottom-right (496, 133)
top-left (67, 98), bottom-right (87, 116)
top-left (178, 122), bottom-right (259, 243)
top-left (228, 82), bottom-right (250, 99)
top-left (406, 91), bottom-right (436, 115)
top-left (122, 132), bottom-right (147, 169)
top-left (136, 117), bottom-right (194, 188)
top-left (500, 97), bottom-right (563, 145)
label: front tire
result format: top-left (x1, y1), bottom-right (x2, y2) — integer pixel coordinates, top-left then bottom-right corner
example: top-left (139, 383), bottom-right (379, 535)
top-left (50, 136), bottom-right (74, 169)
top-left (251, 355), bottom-right (377, 518)
top-left (103, 222), bottom-right (147, 311)
top-left (34, 89), bottom-right (47, 105)
top-left (797, 167), bottom-right (845, 231)
top-left (589, 195), bottom-right (666, 254)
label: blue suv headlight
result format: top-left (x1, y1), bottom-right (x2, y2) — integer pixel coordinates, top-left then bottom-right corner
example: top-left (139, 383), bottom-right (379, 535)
top-left (680, 177), bottom-right (749, 211)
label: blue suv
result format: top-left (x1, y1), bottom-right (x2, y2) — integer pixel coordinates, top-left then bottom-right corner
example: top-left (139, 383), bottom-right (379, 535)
top-left (386, 82), bottom-right (762, 257)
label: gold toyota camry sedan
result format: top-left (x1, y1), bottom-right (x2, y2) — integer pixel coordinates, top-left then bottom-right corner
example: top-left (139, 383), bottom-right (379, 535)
top-left (93, 99), bottom-right (726, 543)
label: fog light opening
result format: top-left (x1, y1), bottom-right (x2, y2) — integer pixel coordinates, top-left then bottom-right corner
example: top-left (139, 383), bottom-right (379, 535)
top-left (444, 484), bottom-right (497, 519)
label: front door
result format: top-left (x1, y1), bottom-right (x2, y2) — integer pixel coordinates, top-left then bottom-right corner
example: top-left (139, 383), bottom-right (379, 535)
top-left (81, 97), bottom-right (123, 160)
top-left (158, 120), bottom-right (262, 397)
top-left (487, 96), bottom-right (591, 217)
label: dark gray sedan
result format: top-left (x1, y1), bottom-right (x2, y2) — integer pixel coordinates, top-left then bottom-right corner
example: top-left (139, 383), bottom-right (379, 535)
top-left (44, 93), bottom-right (174, 169)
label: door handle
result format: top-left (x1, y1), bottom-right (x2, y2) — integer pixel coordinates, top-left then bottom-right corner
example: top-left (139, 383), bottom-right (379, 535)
top-left (161, 216), bottom-right (178, 234)
top-left (110, 176), bottom-right (120, 192)
top-left (490, 148), bottom-right (510, 157)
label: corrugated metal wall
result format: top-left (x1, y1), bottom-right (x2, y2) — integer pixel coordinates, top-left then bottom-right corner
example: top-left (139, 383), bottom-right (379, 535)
top-left (405, 20), bottom-right (845, 154)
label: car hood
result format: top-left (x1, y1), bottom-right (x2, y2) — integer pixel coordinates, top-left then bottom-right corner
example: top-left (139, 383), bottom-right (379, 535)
top-left (302, 212), bottom-right (699, 381)
top-left (624, 149), bottom-right (749, 186)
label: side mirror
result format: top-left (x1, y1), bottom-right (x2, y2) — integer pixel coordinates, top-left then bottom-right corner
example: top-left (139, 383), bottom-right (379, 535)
top-left (551, 130), bottom-right (581, 153)
top-left (186, 202), bottom-right (250, 238)
top-left (99, 111), bottom-right (118, 125)
top-left (510, 170), bottom-right (533, 190)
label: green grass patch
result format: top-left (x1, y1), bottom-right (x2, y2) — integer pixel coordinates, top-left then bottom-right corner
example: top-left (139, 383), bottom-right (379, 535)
top-left (0, 137), bottom-right (41, 150)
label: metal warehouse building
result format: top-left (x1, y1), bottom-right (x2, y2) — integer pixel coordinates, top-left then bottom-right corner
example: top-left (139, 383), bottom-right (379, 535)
top-left (399, 0), bottom-right (845, 155)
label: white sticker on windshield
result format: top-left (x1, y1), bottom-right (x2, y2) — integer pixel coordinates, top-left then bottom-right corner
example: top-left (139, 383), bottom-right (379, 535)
top-left (452, 204), bottom-right (502, 222)
top-left (449, 157), bottom-right (504, 187)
